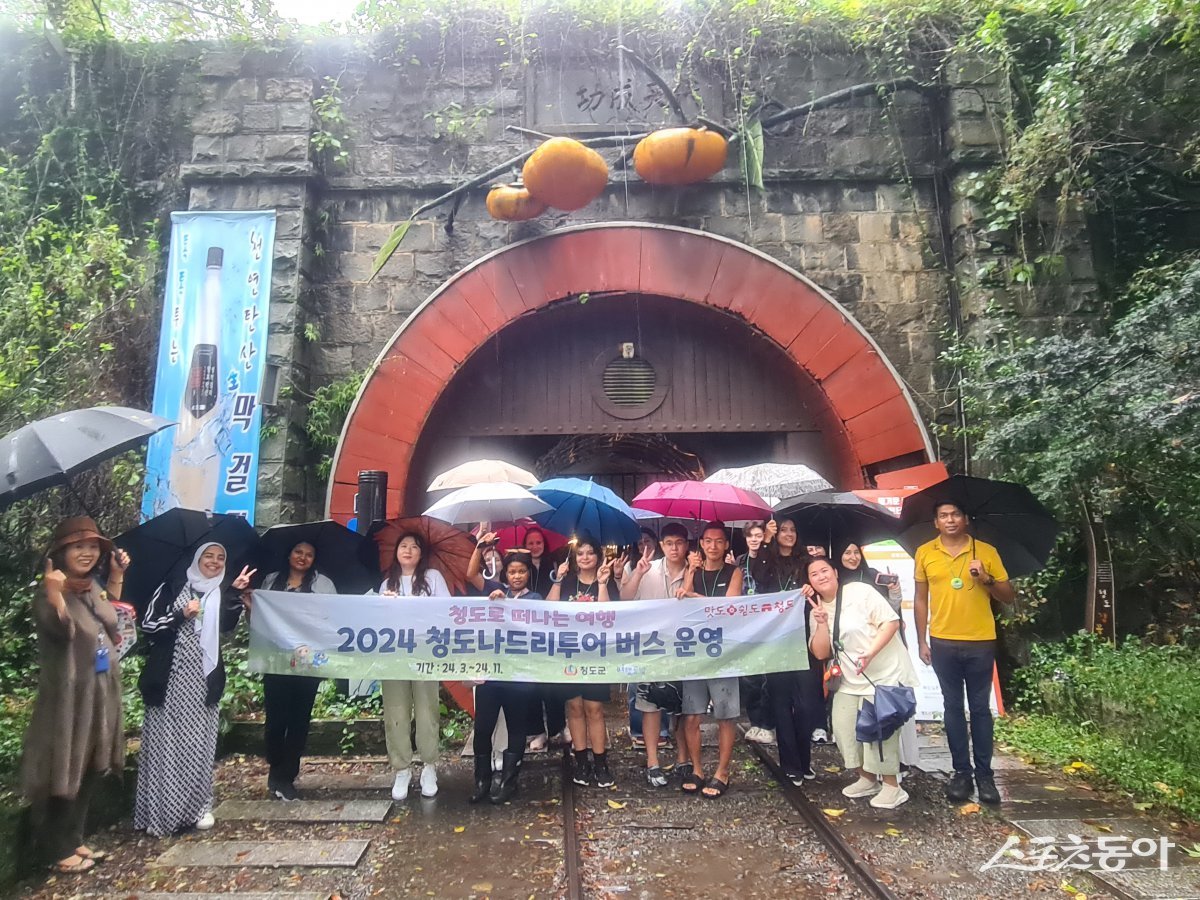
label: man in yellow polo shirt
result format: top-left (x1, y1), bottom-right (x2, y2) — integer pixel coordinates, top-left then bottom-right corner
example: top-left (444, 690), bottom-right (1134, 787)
top-left (914, 501), bottom-right (1014, 805)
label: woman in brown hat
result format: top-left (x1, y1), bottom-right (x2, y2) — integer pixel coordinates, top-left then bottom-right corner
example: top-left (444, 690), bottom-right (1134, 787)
top-left (21, 516), bottom-right (130, 874)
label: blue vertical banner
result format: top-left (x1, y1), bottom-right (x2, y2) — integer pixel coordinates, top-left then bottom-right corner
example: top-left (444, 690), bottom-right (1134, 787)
top-left (142, 211), bottom-right (276, 523)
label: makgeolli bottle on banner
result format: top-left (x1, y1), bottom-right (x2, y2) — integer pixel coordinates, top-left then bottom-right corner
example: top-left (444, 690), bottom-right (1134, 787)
top-left (168, 246), bottom-right (225, 509)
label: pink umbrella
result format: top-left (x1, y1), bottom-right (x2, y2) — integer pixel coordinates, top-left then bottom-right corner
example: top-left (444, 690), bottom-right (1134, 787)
top-left (632, 480), bottom-right (774, 523)
top-left (493, 519), bottom-right (569, 553)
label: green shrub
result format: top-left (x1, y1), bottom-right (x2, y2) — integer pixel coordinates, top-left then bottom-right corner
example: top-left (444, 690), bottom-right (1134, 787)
top-left (1002, 634), bottom-right (1200, 820)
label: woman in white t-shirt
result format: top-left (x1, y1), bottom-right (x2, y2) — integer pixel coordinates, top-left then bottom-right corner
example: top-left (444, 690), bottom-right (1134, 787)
top-left (806, 556), bottom-right (918, 810)
top-left (378, 532), bottom-right (450, 802)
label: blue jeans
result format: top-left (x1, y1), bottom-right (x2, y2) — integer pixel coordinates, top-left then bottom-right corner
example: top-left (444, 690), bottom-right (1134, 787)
top-left (930, 638), bottom-right (996, 779)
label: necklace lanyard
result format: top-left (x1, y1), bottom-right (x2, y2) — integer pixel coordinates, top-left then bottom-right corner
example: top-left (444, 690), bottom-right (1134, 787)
top-left (948, 537), bottom-right (976, 590)
top-left (699, 566), bottom-right (724, 597)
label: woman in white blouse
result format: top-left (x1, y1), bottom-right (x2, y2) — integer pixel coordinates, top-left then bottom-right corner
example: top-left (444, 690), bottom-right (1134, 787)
top-left (806, 556), bottom-right (918, 810)
top-left (378, 531), bottom-right (449, 802)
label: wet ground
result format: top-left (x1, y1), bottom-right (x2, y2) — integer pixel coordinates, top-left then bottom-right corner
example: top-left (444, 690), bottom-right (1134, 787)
top-left (16, 707), bottom-right (1200, 900)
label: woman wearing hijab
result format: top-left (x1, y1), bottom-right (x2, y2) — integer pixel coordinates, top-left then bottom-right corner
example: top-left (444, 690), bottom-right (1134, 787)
top-left (379, 531), bottom-right (450, 802)
top-left (837, 542), bottom-right (919, 767)
top-left (838, 542), bottom-right (902, 605)
top-left (252, 541), bottom-right (337, 801)
top-left (21, 517), bottom-right (130, 873)
top-left (518, 525), bottom-right (573, 751)
top-left (135, 543), bottom-right (253, 836)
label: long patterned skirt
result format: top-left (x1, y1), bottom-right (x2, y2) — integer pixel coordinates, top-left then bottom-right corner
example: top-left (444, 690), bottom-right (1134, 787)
top-left (134, 615), bottom-right (221, 837)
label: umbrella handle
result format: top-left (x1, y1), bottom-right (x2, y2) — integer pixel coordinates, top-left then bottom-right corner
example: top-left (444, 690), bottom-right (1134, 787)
top-left (65, 479), bottom-right (102, 527)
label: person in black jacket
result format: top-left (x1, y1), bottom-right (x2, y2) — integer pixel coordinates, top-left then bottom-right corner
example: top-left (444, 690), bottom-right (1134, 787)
top-left (134, 542), bottom-right (251, 836)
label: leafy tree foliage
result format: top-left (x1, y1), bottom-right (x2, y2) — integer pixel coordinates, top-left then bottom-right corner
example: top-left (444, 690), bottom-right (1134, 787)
top-left (957, 257), bottom-right (1200, 640)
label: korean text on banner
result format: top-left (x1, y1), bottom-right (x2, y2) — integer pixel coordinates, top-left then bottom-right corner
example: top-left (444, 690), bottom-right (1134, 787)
top-left (248, 590), bottom-right (810, 683)
top-left (142, 211), bottom-right (276, 523)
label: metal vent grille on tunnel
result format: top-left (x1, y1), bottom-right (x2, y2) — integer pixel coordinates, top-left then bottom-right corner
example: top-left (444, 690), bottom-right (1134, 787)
top-left (602, 357), bottom-right (656, 406)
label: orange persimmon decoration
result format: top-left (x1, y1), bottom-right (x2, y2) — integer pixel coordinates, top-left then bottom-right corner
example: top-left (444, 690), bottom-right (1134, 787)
top-left (521, 137), bottom-right (609, 211)
top-left (486, 184), bottom-right (547, 221)
top-left (633, 126), bottom-right (728, 185)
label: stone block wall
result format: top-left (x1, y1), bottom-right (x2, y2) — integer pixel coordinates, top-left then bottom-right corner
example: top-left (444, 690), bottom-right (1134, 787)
top-left (183, 49), bottom-right (319, 525)
top-left (172, 36), bottom-right (1100, 523)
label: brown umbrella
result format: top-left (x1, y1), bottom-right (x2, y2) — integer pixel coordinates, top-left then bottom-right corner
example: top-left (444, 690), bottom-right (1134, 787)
top-left (357, 516), bottom-right (476, 595)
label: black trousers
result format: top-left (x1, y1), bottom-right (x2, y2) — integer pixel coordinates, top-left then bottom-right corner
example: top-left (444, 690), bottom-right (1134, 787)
top-left (263, 674), bottom-right (321, 784)
top-left (475, 682), bottom-right (536, 760)
top-left (767, 668), bottom-right (822, 778)
top-left (741, 674), bottom-right (774, 730)
top-left (31, 769), bottom-right (100, 863)
top-left (528, 683), bottom-right (566, 737)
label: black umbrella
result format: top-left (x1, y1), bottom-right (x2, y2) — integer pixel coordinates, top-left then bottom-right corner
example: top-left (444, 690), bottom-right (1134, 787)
top-left (772, 490), bottom-right (901, 555)
top-left (0, 406), bottom-right (174, 511)
top-left (254, 520), bottom-right (374, 593)
top-left (114, 508), bottom-right (259, 614)
top-left (896, 475), bottom-right (1058, 578)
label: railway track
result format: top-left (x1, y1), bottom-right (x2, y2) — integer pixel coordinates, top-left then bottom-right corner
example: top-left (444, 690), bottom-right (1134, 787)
top-left (557, 732), bottom-right (901, 900)
top-left (743, 735), bottom-right (902, 900)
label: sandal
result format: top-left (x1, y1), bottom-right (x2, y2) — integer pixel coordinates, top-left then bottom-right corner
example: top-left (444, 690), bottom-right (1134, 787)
top-left (680, 772), bottom-right (703, 794)
top-left (701, 776), bottom-right (729, 799)
top-left (51, 854), bottom-right (95, 874)
top-left (76, 846), bottom-right (107, 862)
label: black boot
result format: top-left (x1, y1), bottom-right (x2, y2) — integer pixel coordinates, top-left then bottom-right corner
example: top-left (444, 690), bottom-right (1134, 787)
top-left (491, 751), bottom-right (522, 804)
top-left (469, 755), bottom-right (492, 804)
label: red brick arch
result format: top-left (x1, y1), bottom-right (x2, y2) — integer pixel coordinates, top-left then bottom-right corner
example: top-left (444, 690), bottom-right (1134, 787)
top-left (326, 222), bottom-right (932, 521)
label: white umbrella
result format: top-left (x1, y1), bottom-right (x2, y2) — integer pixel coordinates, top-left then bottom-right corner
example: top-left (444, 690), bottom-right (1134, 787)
top-left (423, 482), bottom-right (551, 526)
top-left (704, 463), bottom-right (831, 501)
top-left (428, 458), bottom-right (538, 491)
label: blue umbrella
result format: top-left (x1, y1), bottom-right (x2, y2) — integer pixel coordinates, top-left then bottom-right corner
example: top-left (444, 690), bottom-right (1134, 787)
top-left (530, 477), bottom-right (642, 547)
top-left (855, 682), bottom-right (918, 760)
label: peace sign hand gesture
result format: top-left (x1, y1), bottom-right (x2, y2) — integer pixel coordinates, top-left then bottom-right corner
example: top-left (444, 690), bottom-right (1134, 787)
top-left (231, 565), bottom-right (257, 591)
top-left (611, 552), bottom-right (628, 583)
top-left (635, 543), bottom-right (654, 576)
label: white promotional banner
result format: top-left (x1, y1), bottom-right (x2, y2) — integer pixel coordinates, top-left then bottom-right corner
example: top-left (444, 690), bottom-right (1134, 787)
top-left (248, 590), bottom-right (810, 683)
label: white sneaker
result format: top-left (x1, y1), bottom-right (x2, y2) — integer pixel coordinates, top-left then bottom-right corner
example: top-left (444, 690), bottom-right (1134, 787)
top-left (812, 728), bottom-right (829, 743)
top-left (391, 769), bottom-right (412, 801)
top-left (195, 811), bottom-right (215, 830)
top-left (870, 783), bottom-right (910, 809)
top-left (842, 776), bottom-right (882, 799)
top-left (420, 765), bottom-right (438, 798)
top-left (745, 727), bottom-right (762, 742)
top-left (762, 729), bottom-right (776, 744)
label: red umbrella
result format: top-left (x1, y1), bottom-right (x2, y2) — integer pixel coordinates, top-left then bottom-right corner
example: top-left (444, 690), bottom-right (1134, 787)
top-left (493, 519), bottom-right (569, 554)
top-left (357, 516), bottom-right (476, 595)
top-left (632, 480), bottom-right (773, 523)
